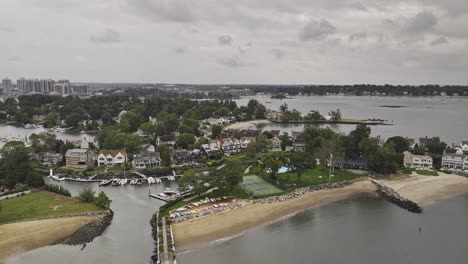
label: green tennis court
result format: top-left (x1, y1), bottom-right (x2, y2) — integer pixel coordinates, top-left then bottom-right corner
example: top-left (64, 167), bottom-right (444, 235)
top-left (239, 175), bottom-right (283, 198)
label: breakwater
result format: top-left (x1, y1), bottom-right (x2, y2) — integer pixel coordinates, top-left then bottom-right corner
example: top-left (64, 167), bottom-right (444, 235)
top-left (53, 210), bottom-right (114, 245)
top-left (372, 180), bottom-right (422, 213)
top-left (150, 213), bottom-right (159, 264)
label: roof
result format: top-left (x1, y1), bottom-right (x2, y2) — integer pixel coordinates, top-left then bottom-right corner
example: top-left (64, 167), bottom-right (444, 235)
top-left (100, 150), bottom-right (126, 157)
top-left (134, 151), bottom-right (160, 159)
top-left (65, 149), bottom-right (89, 156)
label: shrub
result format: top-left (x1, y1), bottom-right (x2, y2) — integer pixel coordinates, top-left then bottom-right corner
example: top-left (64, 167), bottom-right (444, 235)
top-left (77, 188), bottom-right (95, 203)
top-left (26, 171), bottom-right (45, 187)
top-left (94, 191), bottom-right (112, 209)
top-left (44, 184), bottom-right (71, 197)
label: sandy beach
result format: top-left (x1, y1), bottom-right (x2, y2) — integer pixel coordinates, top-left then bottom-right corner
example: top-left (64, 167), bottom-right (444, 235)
top-left (173, 181), bottom-right (378, 252)
top-left (173, 174), bottom-right (468, 252)
top-left (224, 119), bottom-right (272, 130)
top-left (378, 173), bottom-right (468, 206)
top-left (0, 215), bottom-right (99, 262)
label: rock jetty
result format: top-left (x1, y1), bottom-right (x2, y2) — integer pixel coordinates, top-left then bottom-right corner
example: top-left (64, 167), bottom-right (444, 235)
top-left (372, 180), bottom-right (422, 213)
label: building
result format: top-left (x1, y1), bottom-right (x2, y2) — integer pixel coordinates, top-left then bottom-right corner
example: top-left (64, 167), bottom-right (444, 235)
top-left (217, 138), bottom-right (241, 155)
top-left (266, 111), bottom-right (283, 120)
top-left (171, 149), bottom-right (199, 165)
top-left (71, 84), bottom-right (88, 94)
top-left (240, 137), bottom-right (256, 149)
top-left (200, 143), bottom-right (223, 157)
top-left (331, 157), bottom-right (368, 170)
top-left (2, 78), bottom-right (12, 96)
top-left (34, 152), bottom-right (62, 166)
top-left (405, 138), bottom-right (416, 149)
top-left (97, 150), bottom-right (127, 167)
top-left (285, 141), bottom-right (306, 152)
top-left (441, 153), bottom-right (468, 171)
top-left (65, 149), bottom-right (94, 169)
top-left (132, 151), bottom-right (161, 169)
top-left (270, 137), bottom-right (282, 152)
top-left (157, 135), bottom-right (176, 146)
top-left (403, 151), bottom-right (433, 169)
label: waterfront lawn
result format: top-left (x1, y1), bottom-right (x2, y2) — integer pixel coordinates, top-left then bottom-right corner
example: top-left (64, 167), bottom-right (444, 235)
top-left (415, 170), bottom-right (439, 176)
top-left (274, 165), bottom-right (364, 190)
top-left (0, 192), bottom-right (103, 224)
top-left (239, 175), bottom-right (284, 198)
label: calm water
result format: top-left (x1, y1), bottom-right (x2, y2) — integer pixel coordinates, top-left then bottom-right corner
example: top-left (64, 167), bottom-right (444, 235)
top-left (0, 125), bottom-right (94, 148)
top-left (235, 95), bottom-right (468, 144)
top-left (5, 178), bottom-right (176, 264)
top-left (178, 194), bottom-right (468, 264)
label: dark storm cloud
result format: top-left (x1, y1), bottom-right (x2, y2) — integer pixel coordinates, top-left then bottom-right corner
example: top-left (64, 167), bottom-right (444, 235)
top-left (90, 28), bottom-right (121, 44)
top-left (403, 11), bottom-right (437, 34)
top-left (218, 35), bottom-right (233, 46)
top-left (299, 20), bottom-right (336, 41)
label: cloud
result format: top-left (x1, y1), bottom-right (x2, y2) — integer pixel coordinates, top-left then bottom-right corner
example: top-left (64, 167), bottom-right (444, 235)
top-left (127, 0), bottom-right (195, 22)
top-left (217, 56), bottom-right (250, 67)
top-left (299, 20), bottom-right (336, 41)
top-left (271, 48), bottom-right (285, 59)
top-left (175, 47), bottom-right (186, 53)
top-left (218, 35), bottom-right (233, 46)
top-left (8, 56), bottom-right (23, 62)
top-left (430, 36), bottom-right (448, 46)
top-left (90, 28), bottom-right (121, 44)
top-left (403, 11), bottom-right (437, 34)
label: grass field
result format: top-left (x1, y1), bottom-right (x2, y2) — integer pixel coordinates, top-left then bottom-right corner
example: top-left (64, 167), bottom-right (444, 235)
top-left (0, 192), bottom-right (103, 224)
top-left (239, 175), bottom-right (284, 198)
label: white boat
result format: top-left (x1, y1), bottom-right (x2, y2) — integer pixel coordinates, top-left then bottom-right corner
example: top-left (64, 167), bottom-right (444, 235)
top-left (51, 174), bottom-right (65, 181)
top-left (148, 177), bottom-right (154, 184)
top-left (99, 179), bottom-right (112, 186)
top-left (120, 179), bottom-right (128, 185)
top-left (130, 179), bottom-right (136, 185)
top-left (156, 178), bottom-right (161, 184)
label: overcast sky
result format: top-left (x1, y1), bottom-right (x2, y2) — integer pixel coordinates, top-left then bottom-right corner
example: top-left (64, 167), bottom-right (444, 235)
top-left (1, 0), bottom-right (468, 85)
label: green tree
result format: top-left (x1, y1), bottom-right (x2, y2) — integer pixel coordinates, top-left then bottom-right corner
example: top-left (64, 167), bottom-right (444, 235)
top-left (30, 132), bottom-right (58, 153)
top-left (210, 160), bottom-right (244, 194)
top-left (328, 109), bottom-right (342, 121)
top-left (139, 122), bottom-right (156, 138)
top-left (120, 112), bottom-right (145, 133)
top-left (343, 124), bottom-right (371, 160)
top-left (386, 136), bottom-right (409, 153)
top-left (367, 142), bottom-right (400, 174)
top-left (26, 171), bottom-right (45, 187)
top-left (94, 191), bottom-right (112, 209)
top-left (289, 151), bottom-right (315, 184)
top-left (44, 112), bottom-right (58, 127)
top-left (156, 144), bottom-right (171, 166)
top-left (77, 188), bottom-right (95, 203)
top-left (176, 133), bottom-right (196, 149)
top-left (0, 141), bottom-right (32, 188)
top-left (211, 125), bottom-right (223, 139)
top-left (260, 151), bottom-right (288, 180)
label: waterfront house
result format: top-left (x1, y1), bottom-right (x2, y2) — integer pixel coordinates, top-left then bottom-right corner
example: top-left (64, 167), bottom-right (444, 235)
top-left (142, 144), bottom-right (156, 152)
top-left (200, 143), bottom-right (223, 158)
top-left (240, 137), bottom-right (256, 149)
top-left (157, 135), bottom-right (176, 147)
top-left (222, 129), bottom-right (262, 138)
top-left (269, 137), bottom-right (282, 152)
top-left (171, 149), bottom-right (199, 165)
top-left (441, 152), bottom-right (467, 171)
top-left (330, 157), bottom-right (368, 170)
top-left (217, 138), bottom-right (241, 155)
top-left (285, 141), bottom-right (306, 152)
top-left (403, 151), bottom-right (433, 169)
top-left (266, 111), bottom-right (283, 120)
top-left (132, 151), bottom-right (161, 169)
top-left (65, 149), bottom-right (94, 169)
top-left (97, 150), bottom-right (127, 167)
top-left (34, 152), bottom-right (62, 166)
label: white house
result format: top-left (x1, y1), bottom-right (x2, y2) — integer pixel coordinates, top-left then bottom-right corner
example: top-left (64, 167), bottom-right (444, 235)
top-left (132, 151), bottom-right (161, 169)
top-left (218, 138), bottom-right (241, 155)
top-left (97, 150), bottom-right (127, 167)
top-left (240, 137), bottom-right (255, 149)
top-left (442, 153), bottom-right (467, 171)
top-left (403, 151), bottom-right (433, 169)
top-left (270, 137), bottom-right (282, 152)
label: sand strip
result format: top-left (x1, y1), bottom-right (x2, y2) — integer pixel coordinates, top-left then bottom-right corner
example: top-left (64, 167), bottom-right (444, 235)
top-left (224, 120), bottom-right (272, 130)
top-left (0, 215), bottom-right (99, 262)
top-left (173, 181), bottom-right (378, 252)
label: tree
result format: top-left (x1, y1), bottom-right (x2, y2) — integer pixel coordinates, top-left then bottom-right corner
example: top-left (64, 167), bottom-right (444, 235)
top-left (101, 111), bottom-right (113, 125)
top-left (94, 191), bottom-right (112, 209)
top-left (288, 151), bottom-right (315, 184)
top-left (44, 112), bottom-right (58, 127)
top-left (77, 188), bottom-right (95, 203)
top-left (425, 137), bottom-right (447, 155)
top-left (260, 151), bottom-right (288, 180)
top-left (139, 122), bottom-right (156, 139)
top-left (156, 144), bottom-right (171, 166)
top-left (176, 133), bottom-right (196, 149)
top-left (26, 171), bottom-right (45, 187)
top-left (65, 112), bottom-right (84, 127)
top-left (194, 137), bottom-right (209, 149)
top-left (30, 132), bottom-right (58, 153)
top-left (328, 109), bottom-right (342, 121)
top-left (0, 141), bottom-right (32, 188)
top-left (386, 136), bottom-right (409, 153)
top-left (120, 112), bottom-right (145, 133)
top-left (210, 160), bottom-right (244, 194)
top-left (367, 143), bottom-right (400, 174)
top-left (280, 103), bottom-right (288, 113)
top-left (179, 169), bottom-right (206, 197)
top-left (304, 110), bottom-right (324, 121)
top-left (279, 132), bottom-right (292, 151)
top-left (211, 125), bottom-right (223, 139)
top-left (343, 124), bottom-right (371, 160)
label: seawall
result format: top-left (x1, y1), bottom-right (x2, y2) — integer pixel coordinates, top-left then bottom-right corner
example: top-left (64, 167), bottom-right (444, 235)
top-left (372, 180), bottom-right (422, 213)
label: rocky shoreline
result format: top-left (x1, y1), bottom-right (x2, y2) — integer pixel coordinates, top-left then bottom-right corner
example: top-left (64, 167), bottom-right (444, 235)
top-left (150, 212), bottom-right (159, 264)
top-left (372, 180), bottom-right (422, 213)
top-left (53, 210), bottom-right (114, 246)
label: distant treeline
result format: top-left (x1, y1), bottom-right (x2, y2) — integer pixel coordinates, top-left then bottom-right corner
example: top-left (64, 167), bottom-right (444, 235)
top-left (249, 84), bottom-right (468, 96)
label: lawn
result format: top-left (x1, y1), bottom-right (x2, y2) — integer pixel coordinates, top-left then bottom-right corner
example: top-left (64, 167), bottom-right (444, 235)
top-left (277, 165), bottom-right (364, 187)
top-left (239, 175), bottom-right (284, 198)
top-left (415, 170), bottom-right (439, 176)
top-left (0, 192), bottom-right (103, 224)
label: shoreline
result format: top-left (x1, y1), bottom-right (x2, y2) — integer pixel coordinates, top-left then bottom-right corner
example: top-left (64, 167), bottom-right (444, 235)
top-left (173, 175), bottom-right (468, 252)
top-left (173, 180), bottom-right (378, 252)
top-left (224, 119), bottom-right (272, 130)
top-left (0, 211), bottom-right (113, 262)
